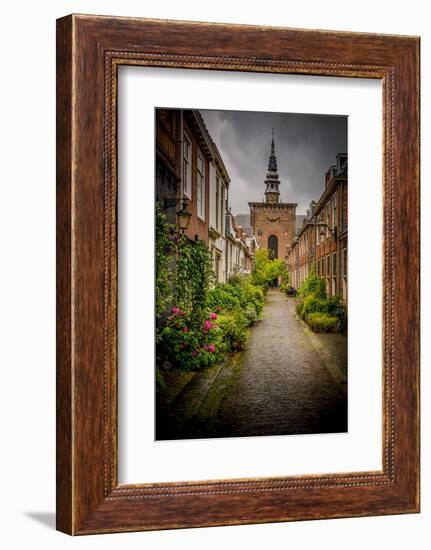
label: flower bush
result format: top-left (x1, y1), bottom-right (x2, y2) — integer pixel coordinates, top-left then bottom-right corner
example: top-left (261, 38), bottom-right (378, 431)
top-left (159, 307), bottom-right (224, 371)
top-left (156, 208), bottom-right (274, 373)
top-left (217, 310), bottom-right (248, 351)
top-left (206, 276), bottom-right (264, 353)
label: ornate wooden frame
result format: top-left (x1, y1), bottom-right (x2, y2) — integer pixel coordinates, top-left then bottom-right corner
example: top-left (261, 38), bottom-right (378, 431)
top-left (56, 14), bottom-right (420, 534)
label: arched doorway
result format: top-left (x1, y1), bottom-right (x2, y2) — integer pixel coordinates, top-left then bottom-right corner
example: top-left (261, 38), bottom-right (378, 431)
top-left (268, 234), bottom-right (278, 259)
top-left (268, 235), bottom-right (279, 287)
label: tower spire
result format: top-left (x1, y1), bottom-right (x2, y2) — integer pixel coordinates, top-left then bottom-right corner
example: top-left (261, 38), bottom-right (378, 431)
top-left (264, 129), bottom-right (281, 203)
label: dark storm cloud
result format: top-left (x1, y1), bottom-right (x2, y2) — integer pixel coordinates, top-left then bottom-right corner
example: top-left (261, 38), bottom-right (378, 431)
top-left (200, 109), bottom-right (347, 215)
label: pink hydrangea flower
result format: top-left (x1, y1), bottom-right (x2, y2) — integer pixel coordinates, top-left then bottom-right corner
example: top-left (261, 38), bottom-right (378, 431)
top-left (215, 306), bottom-right (222, 312)
top-left (171, 307), bottom-right (180, 314)
top-left (203, 344), bottom-right (209, 350)
top-left (191, 350), bottom-right (198, 358)
top-left (183, 326), bottom-right (189, 333)
top-left (208, 344), bottom-right (215, 353)
top-left (204, 320), bottom-right (212, 331)
top-left (210, 312), bottom-right (218, 320)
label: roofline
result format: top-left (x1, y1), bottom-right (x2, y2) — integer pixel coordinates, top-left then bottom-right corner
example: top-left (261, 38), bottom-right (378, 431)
top-left (248, 202), bottom-right (298, 207)
top-left (314, 174), bottom-right (347, 213)
top-left (193, 110), bottom-right (231, 184)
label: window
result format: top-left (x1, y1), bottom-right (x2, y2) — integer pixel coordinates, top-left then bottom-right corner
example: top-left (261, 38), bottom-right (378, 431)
top-left (326, 255), bottom-right (331, 277)
top-left (317, 260), bottom-right (320, 276)
top-left (339, 185), bottom-right (343, 227)
top-left (326, 203), bottom-right (331, 237)
top-left (332, 252), bottom-right (337, 295)
top-left (321, 258), bottom-right (325, 277)
top-left (183, 133), bottom-right (192, 198)
top-left (332, 192), bottom-right (337, 227)
top-left (220, 186), bottom-right (225, 233)
top-left (196, 149), bottom-right (205, 220)
top-left (215, 252), bottom-right (220, 282)
top-left (215, 174), bottom-right (220, 231)
top-left (342, 248), bottom-right (347, 278)
top-left (268, 235), bottom-right (278, 259)
top-left (215, 174), bottom-right (224, 233)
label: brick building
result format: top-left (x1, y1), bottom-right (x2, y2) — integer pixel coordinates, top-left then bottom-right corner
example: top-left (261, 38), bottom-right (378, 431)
top-left (208, 141), bottom-right (230, 282)
top-left (156, 108), bottom-right (238, 282)
top-left (225, 210), bottom-right (254, 278)
top-left (286, 153), bottom-right (348, 304)
top-left (249, 131), bottom-right (297, 274)
top-left (286, 202), bottom-right (317, 290)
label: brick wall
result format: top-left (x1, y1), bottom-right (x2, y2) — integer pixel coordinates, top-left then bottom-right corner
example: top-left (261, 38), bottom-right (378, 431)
top-left (183, 118), bottom-right (210, 244)
top-left (250, 203), bottom-right (297, 261)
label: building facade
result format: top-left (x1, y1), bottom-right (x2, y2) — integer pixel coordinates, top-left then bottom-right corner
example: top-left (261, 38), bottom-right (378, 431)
top-left (226, 210), bottom-right (253, 279)
top-left (286, 203), bottom-right (317, 291)
top-left (286, 153), bottom-right (348, 304)
top-left (249, 131), bottom-right (297, 269)
top-left (208, 141), bottom-right (230, 282)
top-left (156, 108), bottom-right (258, 284)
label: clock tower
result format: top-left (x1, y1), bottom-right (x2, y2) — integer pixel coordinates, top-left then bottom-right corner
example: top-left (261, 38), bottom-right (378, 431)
top-left (249, 130), bottom-right (297, 262)
top-left (264, 129), bottom-right (281, 204)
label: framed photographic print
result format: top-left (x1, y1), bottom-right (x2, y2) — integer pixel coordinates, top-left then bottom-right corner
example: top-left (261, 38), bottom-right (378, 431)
top-left (56, 14), bottom-right (420, 535)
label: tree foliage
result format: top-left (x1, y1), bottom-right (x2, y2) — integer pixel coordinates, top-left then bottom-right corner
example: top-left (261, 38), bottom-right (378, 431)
top-left (251, 248), bottom-right (289, 290)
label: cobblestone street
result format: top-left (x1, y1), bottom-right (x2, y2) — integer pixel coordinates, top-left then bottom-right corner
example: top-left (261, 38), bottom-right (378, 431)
top-left (157, 290), bottom-right (347, 440)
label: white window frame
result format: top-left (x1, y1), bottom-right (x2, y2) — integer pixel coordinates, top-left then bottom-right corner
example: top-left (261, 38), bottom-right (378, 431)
top-left (332, 252), bottom-right (337, 295)
top-left (182, 133), bottom-right (192, 199)
top-left (196, 149), bottom-right (205, 221)
top-left (215, 173), bottom-right (220, 232)
top-left (332, 192), bottom-right (337, 228)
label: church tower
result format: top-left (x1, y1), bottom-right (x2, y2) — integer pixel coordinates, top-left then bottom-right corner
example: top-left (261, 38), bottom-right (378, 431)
top-left (249, 130), bottom-right (297, 263)
top-left (264, 129), bottom-right (281, 204)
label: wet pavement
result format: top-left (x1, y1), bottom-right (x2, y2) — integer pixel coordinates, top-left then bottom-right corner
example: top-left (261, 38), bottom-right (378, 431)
top-left (156, 290), bottom-right (347, 440)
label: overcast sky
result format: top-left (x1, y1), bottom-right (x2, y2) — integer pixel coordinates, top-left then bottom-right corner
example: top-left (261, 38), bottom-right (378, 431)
top-left (200, 109), bottom-right (347, 215)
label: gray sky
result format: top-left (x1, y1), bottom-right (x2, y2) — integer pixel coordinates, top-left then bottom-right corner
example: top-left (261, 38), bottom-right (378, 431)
top-left (201, 109), bottom-right (347, 215)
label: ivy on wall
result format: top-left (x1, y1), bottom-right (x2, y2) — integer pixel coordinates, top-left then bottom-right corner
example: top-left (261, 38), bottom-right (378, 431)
top-left (156, 203), bottom-right (213, 326)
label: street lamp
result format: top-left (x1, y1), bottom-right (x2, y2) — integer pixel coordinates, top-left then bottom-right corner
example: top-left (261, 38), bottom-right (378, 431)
top-left (177, 198), bottom-right (192, 234)
top-left (163, 196), bottom-right (192, 234)
top-left (316, 222), bottom-right (337, 241)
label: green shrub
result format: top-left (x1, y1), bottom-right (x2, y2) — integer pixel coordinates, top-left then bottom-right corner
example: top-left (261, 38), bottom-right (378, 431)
top-left (245, 305), bottom-right (258, 326)
top-left (326, 295), bottom-right (343, 316)
top-left (156, 367), bottom-right (166, 389)
top-left (251, 248), bottom-right (289, 290)
top-left (206, 286), bottom-right (241, 312)
top-left (298, 272), bottom-right (327, 299)
top-left (227, 274), bottom-right (243, 286)
top-left (242, 281), bottom-right (265, 315)
top-left (296, 300), bottom-right (305, 317)
top-left (217, 311), bottom-right (248, 351)
top-left (208, 279), bottom-right (264, 319)
top-left (306, 312), bottom-right (338, 333)
top-left (295, 280), bottom-right (346, 333)
top-left (302, 294), bottom-right (329, 315)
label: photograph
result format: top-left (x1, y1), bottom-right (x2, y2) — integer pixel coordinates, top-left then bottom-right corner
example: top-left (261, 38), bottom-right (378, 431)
top-left (155, 107), bottom-right (348, 440)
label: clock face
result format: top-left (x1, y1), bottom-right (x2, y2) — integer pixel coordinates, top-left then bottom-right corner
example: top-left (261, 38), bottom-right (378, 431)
top-left (267, 216), bottom-right (280, 223)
